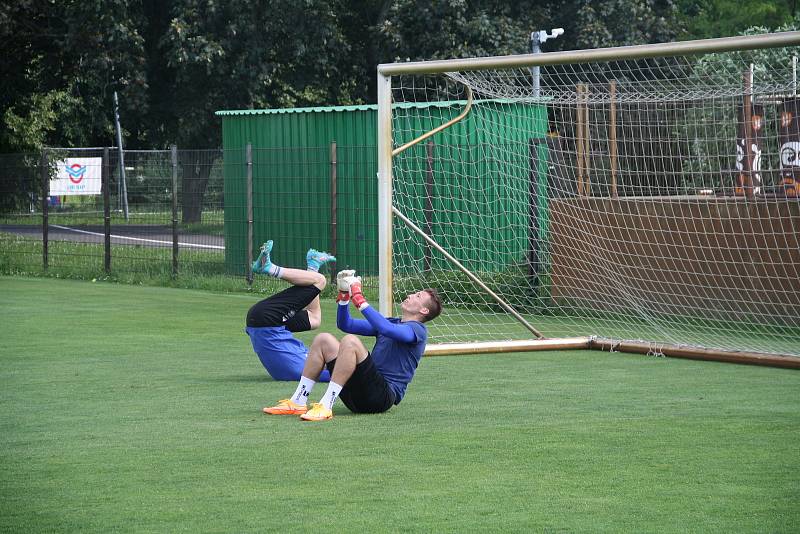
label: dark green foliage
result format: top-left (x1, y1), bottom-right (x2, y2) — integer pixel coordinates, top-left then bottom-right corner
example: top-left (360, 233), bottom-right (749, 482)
top-left (0, 0), bottom-right (691, 153)
top-left (677, 0), bottom-right (798, 40)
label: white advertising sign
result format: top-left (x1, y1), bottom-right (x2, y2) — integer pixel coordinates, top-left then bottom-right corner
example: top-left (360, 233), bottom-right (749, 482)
top-left (50, 157), bottom-right (102, 196)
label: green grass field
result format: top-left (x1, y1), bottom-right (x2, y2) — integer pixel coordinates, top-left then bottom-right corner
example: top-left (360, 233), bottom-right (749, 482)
top-left (1, 277), bottom-right (799, 533)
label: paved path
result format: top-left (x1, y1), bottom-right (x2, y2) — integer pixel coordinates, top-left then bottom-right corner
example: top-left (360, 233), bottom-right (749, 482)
top-left (1, 224), bottom-right (224, 251)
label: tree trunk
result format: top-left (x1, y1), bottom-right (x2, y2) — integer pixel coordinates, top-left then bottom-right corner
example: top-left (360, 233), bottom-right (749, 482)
top-left (180, 151), bottom-right (212, 224)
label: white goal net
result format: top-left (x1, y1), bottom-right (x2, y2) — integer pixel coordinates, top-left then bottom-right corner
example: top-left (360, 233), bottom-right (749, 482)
top-left (381, 33), bottom-right (800, 358)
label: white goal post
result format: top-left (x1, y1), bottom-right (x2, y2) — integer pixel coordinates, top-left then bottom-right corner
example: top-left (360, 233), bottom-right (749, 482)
top-left (377, 32), bottom-right (800, 367)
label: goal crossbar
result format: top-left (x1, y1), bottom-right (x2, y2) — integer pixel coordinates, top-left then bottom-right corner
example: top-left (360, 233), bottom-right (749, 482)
top-left (378, 31), bottom-right (800, 75)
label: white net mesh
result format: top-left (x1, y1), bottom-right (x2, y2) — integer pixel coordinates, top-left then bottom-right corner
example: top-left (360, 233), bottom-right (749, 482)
top-left (389, 44), bottom-right (800, 357)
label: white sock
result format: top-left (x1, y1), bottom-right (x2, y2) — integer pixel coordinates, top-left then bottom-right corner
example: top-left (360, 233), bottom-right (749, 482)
top-left (290, 376), bottom-right (316, 406)
top-left (267, 264), bottom-right (283, 278)
top-left (319, 381), bottom-right (344, 410)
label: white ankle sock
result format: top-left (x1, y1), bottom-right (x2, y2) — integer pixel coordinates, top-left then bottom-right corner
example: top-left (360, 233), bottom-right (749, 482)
top-left (267, 264), bottom-right (283, 278)
top-left (291, 376), bottom-right (316, 406)
top-left (319, 381), bottom-right (343, 410)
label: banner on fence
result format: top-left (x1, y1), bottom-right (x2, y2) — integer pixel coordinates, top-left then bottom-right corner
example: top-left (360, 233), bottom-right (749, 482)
top-left (50, 157), bottom-right (102, 196)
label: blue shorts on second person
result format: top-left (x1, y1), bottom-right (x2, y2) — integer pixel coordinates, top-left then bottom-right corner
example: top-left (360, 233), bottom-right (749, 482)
top-left (246, 326), bottom-right (331, 382)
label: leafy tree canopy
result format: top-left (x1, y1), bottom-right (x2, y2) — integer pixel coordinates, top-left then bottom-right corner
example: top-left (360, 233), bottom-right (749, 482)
top-left (1, 0), bottom-right (796, 152)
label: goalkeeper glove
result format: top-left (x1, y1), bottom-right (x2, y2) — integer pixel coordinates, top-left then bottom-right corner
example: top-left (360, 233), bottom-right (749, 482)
top-left (336, 269), bottom-right (356, 304)
top-left (348, 276), bottom-right (368, 311)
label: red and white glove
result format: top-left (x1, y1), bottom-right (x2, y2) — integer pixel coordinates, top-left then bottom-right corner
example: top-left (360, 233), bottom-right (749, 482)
top-left (347, 276), bottom-right (368, 311)
top-left (336, 270), bottom-right (356, 304)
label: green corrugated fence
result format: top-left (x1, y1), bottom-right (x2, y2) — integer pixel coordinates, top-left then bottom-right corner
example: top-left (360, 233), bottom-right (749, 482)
top-left (217, 100), bottom-right (548, 277)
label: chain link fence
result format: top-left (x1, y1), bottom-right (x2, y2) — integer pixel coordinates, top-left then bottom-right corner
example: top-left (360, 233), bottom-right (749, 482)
top-left (0, 146), bottom-right (378, 293)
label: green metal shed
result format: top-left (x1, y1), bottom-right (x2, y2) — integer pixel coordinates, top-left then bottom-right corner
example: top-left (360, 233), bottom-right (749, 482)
top-left (216, 100), bottom-right (548, 276)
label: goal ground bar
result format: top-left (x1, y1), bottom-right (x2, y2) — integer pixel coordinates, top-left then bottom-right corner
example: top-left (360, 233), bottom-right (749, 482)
top-left (589, 339), bottom-right (800, 370)
top-left (425, 337), bottom-right (800, 370)
top-left (424, 337), bottom-right (591, 356)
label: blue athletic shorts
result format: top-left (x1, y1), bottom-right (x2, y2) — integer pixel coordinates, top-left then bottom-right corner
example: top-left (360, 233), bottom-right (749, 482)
top-left (245, 326), bottom-right (330, 382)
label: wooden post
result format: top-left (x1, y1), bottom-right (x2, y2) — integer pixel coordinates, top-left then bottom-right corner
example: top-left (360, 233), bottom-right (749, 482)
top-left (609, 80), bottom-right (618, 198)
top-left (424, 140), bottom-right (435, 272)
top-left (103, 147), bottom-right (111, 272)
top-left (582, 85), bottom-right (591, 196)
top-left (40, 149), bottom-right (49, 270)
top-left (742, 70), bottom-right (756, 200)
top-left (329, 141), bottom-right (338, 283)
top-left (246, 143), bottom-right (254, 285)
top-left (576, 84), bottom-right (585, 196)
top-left (171, 145), bottom-right (179, 277)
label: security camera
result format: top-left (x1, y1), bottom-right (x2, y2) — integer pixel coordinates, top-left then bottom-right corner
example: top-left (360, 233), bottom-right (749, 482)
top-left (539, 28), bottom-right (564, 43)
top-left (536, 28), bottom-right (565, 43)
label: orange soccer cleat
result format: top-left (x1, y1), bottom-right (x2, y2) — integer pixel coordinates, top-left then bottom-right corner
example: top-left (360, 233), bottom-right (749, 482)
top-left (299, 403), bottom-right (333, 421)
top-left (263, 399), bottom-right (308, 415)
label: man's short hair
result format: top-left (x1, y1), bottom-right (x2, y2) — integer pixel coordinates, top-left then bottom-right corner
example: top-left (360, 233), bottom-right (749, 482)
top-left (421, 288), bottom-right (442, 323)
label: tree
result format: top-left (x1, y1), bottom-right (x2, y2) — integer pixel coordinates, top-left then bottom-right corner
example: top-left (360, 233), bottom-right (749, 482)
top-left (0, 0), bottom-right (148, 152)
top-left (3, 0), bottom-right (791, 212)
top-left (156, 0), bottom-right (348, 221)
top-left (677, 0), bottom-right (798, 39)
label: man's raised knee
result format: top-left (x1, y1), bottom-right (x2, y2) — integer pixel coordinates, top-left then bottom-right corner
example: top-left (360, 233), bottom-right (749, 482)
top-left (312, 272), bottom-right (327, 291)
top-left (339, 334), bottom-right (368, 360)
top-left (340, 334), bottom-right (361, 347)
top-left (311, 332), bottom-right (337, 346)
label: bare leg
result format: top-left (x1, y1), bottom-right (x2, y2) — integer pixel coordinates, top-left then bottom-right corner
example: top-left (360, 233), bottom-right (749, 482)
top-left (330, 334), bottom-right (369, 385)
top-left (303, 333), bottom-right (340, 380)
top-left (279, 267), bottom-right (327, 291)
top-left (305, 295), bottom-right (322, 329)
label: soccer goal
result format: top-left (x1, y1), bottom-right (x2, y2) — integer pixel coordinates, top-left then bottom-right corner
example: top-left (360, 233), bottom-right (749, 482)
top-left (376, 32), bottom-right (800, 367)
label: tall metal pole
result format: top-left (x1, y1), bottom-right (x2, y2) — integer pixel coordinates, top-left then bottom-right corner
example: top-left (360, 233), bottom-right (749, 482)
top-left (103, 147), bottom-right (111, 272)
top-left (171, 145), bottom-right (179, 277)
top-left (530, 28), bottom-right (564, 99)
top-left (113, 90), bottom-right (129, 220)
top-left (531, 33), bottom-right (541, 98)
top-left (40, 149), bottom-right (49, 271)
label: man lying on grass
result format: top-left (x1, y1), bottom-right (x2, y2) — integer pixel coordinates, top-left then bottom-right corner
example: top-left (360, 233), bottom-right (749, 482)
top-left (245, 240), bottom-right (336, 382)
top-left (263, 270), bottom-right (442, 421)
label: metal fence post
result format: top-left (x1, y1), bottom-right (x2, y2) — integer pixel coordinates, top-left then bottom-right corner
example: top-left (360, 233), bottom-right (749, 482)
top-left (246, 143), bottom-right (253, 285)
top-left (40, 149), bottom-right (49, 270)
top-left (171, 145), bottom-right (179, 277)
top-left (329, 141), bottom-right (337, 284)
top-left (528, 137), bottom-right (543, 283)
top-left (424, 140), bottom-right (434, 272)
top-left (103, 147), bottom-right (111, 272)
